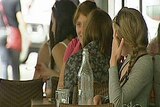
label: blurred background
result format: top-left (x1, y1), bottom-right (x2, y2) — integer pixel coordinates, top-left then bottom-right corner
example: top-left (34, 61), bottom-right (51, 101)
top-left (5, 0), bottom-right (160, 80)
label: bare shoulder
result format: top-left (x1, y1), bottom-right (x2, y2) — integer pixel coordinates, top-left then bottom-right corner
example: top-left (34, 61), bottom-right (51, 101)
top-left (39, 42), bottom-right (50, 53)
top-left (37, 41), bottom-right (50, 64)
top-left (52, 43), bottom-right (67, 70)
top-left (52, 42), bottom-right (66, 53)
top-left (52, 43), bottom-right (66, 55)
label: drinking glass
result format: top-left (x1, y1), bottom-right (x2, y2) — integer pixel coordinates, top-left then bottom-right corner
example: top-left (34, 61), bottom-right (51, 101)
top-left (55, 89), bottom-right (70, 107)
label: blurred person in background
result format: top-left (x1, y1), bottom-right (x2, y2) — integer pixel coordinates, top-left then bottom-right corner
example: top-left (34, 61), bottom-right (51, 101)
top-left (0, 0), bottom-right (26, 80)
top-left (147, 23), bottom-right (160, 56)
top-left (147, 23), bottom-right (160, 106)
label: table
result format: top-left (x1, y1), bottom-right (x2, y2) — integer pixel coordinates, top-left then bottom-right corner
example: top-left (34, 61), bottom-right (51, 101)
top-left (31, 98), bottom-right (56, 107)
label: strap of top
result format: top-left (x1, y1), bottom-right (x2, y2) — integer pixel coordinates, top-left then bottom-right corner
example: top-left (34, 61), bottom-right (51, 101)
top-left (120, 53), bottom-right (148, 87)
top-left (59, 42), bottom-right (67, 48)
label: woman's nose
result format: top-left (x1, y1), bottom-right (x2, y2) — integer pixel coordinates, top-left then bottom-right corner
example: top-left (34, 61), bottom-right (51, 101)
top-left (79, 26), bottom-right (84, 36)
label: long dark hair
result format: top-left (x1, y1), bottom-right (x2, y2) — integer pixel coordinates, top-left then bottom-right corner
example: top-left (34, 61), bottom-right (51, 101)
top-left (49, 0), bottom-right (77, 69)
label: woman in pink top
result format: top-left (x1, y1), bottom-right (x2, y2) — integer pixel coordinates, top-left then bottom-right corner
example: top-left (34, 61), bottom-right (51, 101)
top-left (63, 1), bottom-right (97, 63)
top-left (63, 37), bottom-right (81, 62)
top-left (58, 1), bottom-right (97, 88)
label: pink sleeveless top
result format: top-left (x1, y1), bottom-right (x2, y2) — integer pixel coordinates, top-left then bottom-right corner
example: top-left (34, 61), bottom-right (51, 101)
top-left (63, 38), bottom-right (82, 62)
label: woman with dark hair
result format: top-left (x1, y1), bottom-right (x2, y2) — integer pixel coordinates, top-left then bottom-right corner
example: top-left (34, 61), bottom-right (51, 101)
top-left (34, 0), bottom-right (77, 97)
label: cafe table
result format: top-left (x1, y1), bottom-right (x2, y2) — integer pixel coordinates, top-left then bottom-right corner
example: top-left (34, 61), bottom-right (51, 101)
top-left (31, 98), bottom-right (56, 107)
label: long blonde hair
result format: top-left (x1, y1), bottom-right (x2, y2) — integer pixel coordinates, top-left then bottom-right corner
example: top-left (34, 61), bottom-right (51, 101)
top-left (113, 7), bottom-right (148, 83)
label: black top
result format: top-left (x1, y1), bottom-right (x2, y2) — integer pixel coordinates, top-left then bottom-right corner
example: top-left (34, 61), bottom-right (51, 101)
top-left (0, 0), bottom-right (21, 28)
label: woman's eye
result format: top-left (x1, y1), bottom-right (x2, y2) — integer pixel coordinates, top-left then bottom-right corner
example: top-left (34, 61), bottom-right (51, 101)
top-left (76, 22), bottom-right (81, 27)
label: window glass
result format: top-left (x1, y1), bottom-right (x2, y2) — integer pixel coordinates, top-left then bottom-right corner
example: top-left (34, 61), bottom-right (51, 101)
top-left (79, 0), bottom-right (85, 3)
top-left (143, 0), bottom-right (160, 41)
top-left (124, 0), bottom-right (160, 41)
top-left (115, 0), bottom-right (122, 15)
top-left (125, 0), bottom-right (139, 10)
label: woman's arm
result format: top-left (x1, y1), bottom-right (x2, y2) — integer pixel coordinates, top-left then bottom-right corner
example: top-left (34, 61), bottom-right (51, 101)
top-left (33, 42), bottom-right (50, 79)
top-left (57, 62), bottom-right (66, 89)
top-left (52, 42), bottom-right (67, 76)
top-left (109, 56), bottom-right (153, 106)
top-left (37, 42), bottom-right (50, 65)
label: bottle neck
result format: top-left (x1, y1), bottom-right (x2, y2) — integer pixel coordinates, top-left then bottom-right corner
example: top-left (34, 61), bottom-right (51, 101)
top-left (82, 52), bottom-right (89, 65)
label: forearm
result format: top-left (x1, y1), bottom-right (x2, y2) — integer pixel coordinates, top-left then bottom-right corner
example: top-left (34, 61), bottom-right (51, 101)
top-left (57, 63), bottom-right (65, 89)
top-left (16, 12), bottom-right (27, 35)
top-left (109, 56), bottom-right (153, 106)
top-left (47, 68), bottom-right (60, 77)
top-left (109, 66), bottom-right (122, 107)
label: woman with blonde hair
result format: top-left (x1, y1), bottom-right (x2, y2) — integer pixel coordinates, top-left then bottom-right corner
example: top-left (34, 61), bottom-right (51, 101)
top-left (94, 7), bottom-right (153, 106)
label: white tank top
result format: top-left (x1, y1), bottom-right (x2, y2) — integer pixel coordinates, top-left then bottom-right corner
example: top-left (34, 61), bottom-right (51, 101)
top-left (59, 41), bottom-right (67, 48)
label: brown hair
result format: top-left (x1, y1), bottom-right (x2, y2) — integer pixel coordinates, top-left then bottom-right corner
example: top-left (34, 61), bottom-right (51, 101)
top-left (113, 7), bottom-right (148, 82)
top-left (73, 1), bottom-right (97, 25)
top-left (83, 8), bottom-right (113, 57)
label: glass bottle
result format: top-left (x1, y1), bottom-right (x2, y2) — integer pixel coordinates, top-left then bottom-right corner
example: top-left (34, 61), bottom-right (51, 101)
top-left (78, 48), bottom-right (94, 105)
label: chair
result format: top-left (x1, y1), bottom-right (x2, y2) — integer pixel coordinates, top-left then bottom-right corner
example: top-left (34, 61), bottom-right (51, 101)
top-left (0, 79), bottom-right (44, 107)
top-left (51, 76), bottom-right (59, 98)
top-left (60, 103), bottom-right (114, 107)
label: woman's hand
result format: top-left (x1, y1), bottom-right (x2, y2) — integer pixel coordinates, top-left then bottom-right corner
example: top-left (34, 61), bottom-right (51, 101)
top-left (34, 63), bottom-right (51, 81)
top-left (93, 95), bottom-right (102, 105)
top-left (110, 32), bottom-right (124, 67)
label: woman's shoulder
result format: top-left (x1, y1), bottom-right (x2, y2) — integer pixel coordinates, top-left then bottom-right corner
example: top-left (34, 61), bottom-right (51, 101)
top-left (39, 41), bottom-right (50, 53)
top-left (134, 54), bottom-right (153, 72)
top-left (70, 37), bottom-right (79, 43)
top-left (130, 54), bottom-right (153, 82)
top-left (140, 54), bottom-right (153, 60)
top-left (37, 41), bottom-right (50, 64)
top-left (67, 37), bottom-right (80, 48)
top-left (136, 54), bottom-right (153, 64)
top-left (52, 42), bottom-right (66, 53)
top-left (64, 38), bottom-right (81, 57)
